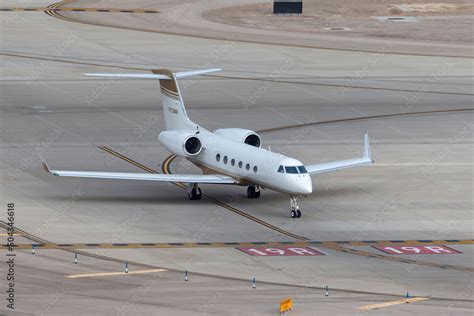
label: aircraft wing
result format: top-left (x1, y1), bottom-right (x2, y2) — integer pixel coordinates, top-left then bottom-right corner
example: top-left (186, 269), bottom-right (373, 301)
top-left (306, 133), bottom-right (374, 175)
top-left (42, 162), bottom-right (237, 184)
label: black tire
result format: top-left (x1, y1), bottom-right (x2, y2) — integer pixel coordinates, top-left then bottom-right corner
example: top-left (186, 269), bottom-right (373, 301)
top-left (296, 210), bottom-right (302, 218)
top-left (189, 188), bottom-right (198, 200)
top-left (247, 186), bottom-right (255, 198)
top-left (196, 188), bottom-right (202, 200)
top-left (254, 190), bottom-right (261, 199)
top-left (290, 210), bottom-right (297, 218)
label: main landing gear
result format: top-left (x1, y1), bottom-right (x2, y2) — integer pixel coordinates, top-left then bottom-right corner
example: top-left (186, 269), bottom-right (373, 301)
top-left (247, 185), bottom-right (261, 199)
top-left (290, 196), bottom-right (302, 218)
top-left (187, 184), bottom-right (202, 200)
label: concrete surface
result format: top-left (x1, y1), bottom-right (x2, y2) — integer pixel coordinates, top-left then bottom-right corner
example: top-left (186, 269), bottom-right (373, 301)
top-left (0, 0), bottom-right (473, 314)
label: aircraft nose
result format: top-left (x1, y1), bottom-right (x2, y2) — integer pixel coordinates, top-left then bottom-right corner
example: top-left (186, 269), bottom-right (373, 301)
top-left (299, 176), bottom-right (312, 194)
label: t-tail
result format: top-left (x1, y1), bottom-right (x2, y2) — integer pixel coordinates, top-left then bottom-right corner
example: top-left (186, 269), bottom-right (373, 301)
top-left (84, 68), bottom-right (221, 130)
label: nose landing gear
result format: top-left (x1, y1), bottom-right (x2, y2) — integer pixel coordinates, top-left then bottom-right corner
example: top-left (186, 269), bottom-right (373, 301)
top-left (290, 196), bottom-right (302, 218)
top-left (187, 184), bottom-right (202, 200)
top-left (247, 185), bottom-right (261, 198)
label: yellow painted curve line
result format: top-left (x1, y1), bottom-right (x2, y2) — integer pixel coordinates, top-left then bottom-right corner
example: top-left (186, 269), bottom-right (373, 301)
top-left (45, 1), bottom-right (69, 21)
top-left (357, 297), bottom-right (429, 310)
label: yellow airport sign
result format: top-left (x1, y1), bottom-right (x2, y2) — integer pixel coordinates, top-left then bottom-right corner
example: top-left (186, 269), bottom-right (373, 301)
top-left (280, 297), bottom-right (292, 314)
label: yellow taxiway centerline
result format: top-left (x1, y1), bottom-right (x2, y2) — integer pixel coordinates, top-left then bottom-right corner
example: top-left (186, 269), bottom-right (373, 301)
top-left (66, 268), bottom-right (167, 279)
top-left (356, 297), bottom-right (429, 311)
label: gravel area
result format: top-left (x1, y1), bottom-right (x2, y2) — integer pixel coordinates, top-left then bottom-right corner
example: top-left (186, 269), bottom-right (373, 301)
top-left (204, 0), bottom-right (474, 44)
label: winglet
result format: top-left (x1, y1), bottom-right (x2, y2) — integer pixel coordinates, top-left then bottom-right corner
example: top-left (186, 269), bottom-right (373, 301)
top-left (41, 159), bottom-right (51, 174)
top-left (37, 150), bottom-right (51, 174)
top-left (40, 159), bottom-right (58, 176)
top-left (363, 133), bottom-right (373, 162)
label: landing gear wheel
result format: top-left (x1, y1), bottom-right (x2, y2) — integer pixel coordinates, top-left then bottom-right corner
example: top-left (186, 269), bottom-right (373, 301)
top-left (247, 186), bottom-right (255, 198)
top-left (289, 196), bottom-right (301, 218)
top-left (188, 187), bottom-right (202, 200)
top-left (247, 186), bottom-right (261, 199)
top-left (254, 190), bottom-right (261, 199)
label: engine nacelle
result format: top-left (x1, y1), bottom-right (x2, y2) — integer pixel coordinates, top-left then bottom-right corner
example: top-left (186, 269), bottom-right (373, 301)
top-left (159, 130), bottom-right (202, 157)
top-left (214, 128), bottom-right (261, 148)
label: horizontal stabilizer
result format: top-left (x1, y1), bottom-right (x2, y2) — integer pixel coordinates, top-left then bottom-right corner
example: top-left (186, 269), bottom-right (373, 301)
top-left (83, 68), bottom-right (221, 80)
top-left (174, 68), bottom-right (221, 78)
top-left (83, 73), bottom-right (171, 79)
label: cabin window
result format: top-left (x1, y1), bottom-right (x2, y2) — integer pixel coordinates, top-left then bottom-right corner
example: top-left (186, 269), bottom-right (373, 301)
top-left (278, 165), bottom-right (284, 173)
top-left (253, 166), bottom-right (258, 173)
top-left (216, 154), bottom-right (220, 162)
top-left (238, 161), bottom-right (243, 168)
top-left (231, 159), bottom-right (235, 166)
top-left (298, 166), bottom-right (308, 174)
top-left (246, 163), bottom-right (250, 170)
top-left (223, 156), bottom-right (228, 164)
top-left (285, 166), bottom-right (298, 174)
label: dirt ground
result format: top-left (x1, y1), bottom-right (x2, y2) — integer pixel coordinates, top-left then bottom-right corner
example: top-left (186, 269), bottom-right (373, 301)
top-left (204, 0), bottom-right (474, 44)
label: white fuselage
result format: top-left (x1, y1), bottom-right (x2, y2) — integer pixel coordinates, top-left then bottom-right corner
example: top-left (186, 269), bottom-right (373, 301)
top-left (160, 128), bottom-right (313, 195)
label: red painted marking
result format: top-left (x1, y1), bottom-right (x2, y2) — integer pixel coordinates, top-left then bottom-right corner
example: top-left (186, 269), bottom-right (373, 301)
top-left (237, 247), bottom-right (325, 256)
top-left (374, 245), bottom-right (461, 255)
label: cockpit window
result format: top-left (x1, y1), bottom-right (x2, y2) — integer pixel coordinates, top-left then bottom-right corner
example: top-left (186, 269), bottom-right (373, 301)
top-left (298, 166), bottom-right (308, 174)
top-left (282, 165), bottom-right (308, 174)
top-left (285, 166), bottom-right (298, 174)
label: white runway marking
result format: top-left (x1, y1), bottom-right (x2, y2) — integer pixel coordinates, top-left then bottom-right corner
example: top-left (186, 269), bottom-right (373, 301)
top-left (66, 269), bottom-right (167, 279)
top-left (356, 297), bottom-right (429, 310)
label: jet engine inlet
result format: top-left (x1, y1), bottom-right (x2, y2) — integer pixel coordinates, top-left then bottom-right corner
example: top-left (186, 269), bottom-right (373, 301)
top-left (244, 134), bottom-right (261, 148)
top-left (184, 136), bottom-right (202, 155)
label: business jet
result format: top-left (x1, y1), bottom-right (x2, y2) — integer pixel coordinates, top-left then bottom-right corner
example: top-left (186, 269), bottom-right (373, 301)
top-left (42, 68), bottom-right (373, 218)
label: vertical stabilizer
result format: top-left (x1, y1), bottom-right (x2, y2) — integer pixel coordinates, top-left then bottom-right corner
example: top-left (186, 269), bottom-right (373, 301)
top-left (152, 69), bottom-right (196, 131)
